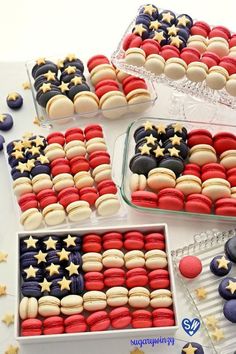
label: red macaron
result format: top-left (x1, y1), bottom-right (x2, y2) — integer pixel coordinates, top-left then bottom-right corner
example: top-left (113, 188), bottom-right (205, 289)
top-left (79, 187), bottom-right (98, 206)
top-left (87, 55), bottom-right (110, 72)
top-left (209, 26), bottom-right (231, 41)
top-left (126, 267), bottom-right (148, 288)
top-left (152, 308), bottom-right (175, 327)
top-left (82, 234), bottom-right (102, 253)
top-left (160, 45), bottom-right (180, 60)
top-left (131, 191), bottom-right (158, 208)
top-left (219, 56), bottom-right (236, 75)
top-left (87, 311), bottom-right (110, 331)
top-left (213, 132), bottom-right (236, 155)
top-left (201, 52), bottom-right (220, 68)
top-left (148, 269), bottom-right (170, 289)
top-left (51, 158), bottom-right (71, 176)
top-left (84, 125), bottom-right (104, 141)
top-left (122, 33), bottom-right (142, 51)
top-left (64, 314), bottom-right (87, 333)
top-left (69, 156), bottom-right (90, 175)
top-left (185, 193), bottom-right (212, 214)
top-left (124, 231), bottom-right (144, 250)
top-left (157, 188), bottom-right (184, 211)
top-left (179, 256), bottom-right (202, 278)
top-left (227, 167), bottom-right (236, 187)
top-left (122, 76), bottom-right (147, 96)
top-left (84, 272), bottom-right (104, 291)
top-left (88, 151), bottom-right (110, 169)
top-left (144, 232), bottom-right (165, 250)
top-left (36, 188), bottom-right (57, 209)
top-left (104, 268), bottom-right (125, 287)
top-left (18, 192), bottom-right (38, 211)
top-left (57, 187), bottom-right (79, 208)
top-left (95, 79), bottom-right (120, 99)
top-left (182, 164), bottom-right (201, 178)
top-left (201, 163), bottom-right (226, 181)
top-left (187, 129), bottom-right (213, 148)
top-left (97, 179), bottom-right (117, 196)
top-left (47, 132), bottom-right (65, 146)
top-left (131, 310), bottom-right (152, 328)
top-left (102, 232), bottom-right (123, 249)
top-left (229, 34), bottom-right (236, 48)
top-left (43, 316), bottom-right (64, 335)
top-left (215, 198), bottom-right (236, 216)
top-left (140, 39), bottom-right (160, 56)
top-left (180, 47), bottom-right (201, 64)
top-left (21, 318), bottom-right (42, 336)
top-left (110, 307), bottom-right (132, 329)
top-left (190, 21), bottom-right (211, 37)
top-left (65, 127), bottom-right (84, 143)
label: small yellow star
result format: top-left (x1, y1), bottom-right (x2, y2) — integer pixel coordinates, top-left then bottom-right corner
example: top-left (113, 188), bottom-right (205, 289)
top-left (13, 140), bottom-right (24, 151)
top-left (26, 159), bottom-right (35, 171)
top-left (57, 59), bottom-right (64, 69)
top-left (34, 250), bottom-right (47, 264)
top-left (66, 262), bottom-right (79, 276)
top-left (168, 147), bottom-right (180, 157)
top-left (57, 248), bottom-right (70, 261)
top-left (39, 82), bottom-right (52, 93)
top-left (24, 235), bottom-right (38, 249)
top-left (143, 4), bottom-right (156, 15)
top-left (59, 81), bottom-right (69, 93)
top-left (66, 53), bottom-right (77, 61)
top-left (44, 70), bottom-right (56, 81)
top-left (153, 146), bottom-right (165, 157)
top-left (211, 328), bottom-right (224, 342)
top-left (0, 251), bottom-right (8, 263)
top-left (0, 114), bottom-right (6, 123)
top-left (37, 155), bottom-right (49, 164)
top-left (145, 134), bottom-right (157, 145)
top-left (133, 24), bottom-right (147, 36)
top-left (226, 280), bottom-right (236, 294)
top-left (4, 344), bottom-right (19, 354)
top-left (64, 66), bottom-right (77, 74)
top-left (161, 12), bottom-right (175, 24)
top-left (149, 20), bottom-right (162, 31)
top-left (43, 236), bottom-right (57, 250)
top-left (195, 287), bottom-right (207, 300)
top-left (170, 135), bottom-right (182, 145)
top-left (33, 116), bottom-right (41, 126)
top-left (7, 92), bottom-right (19, 101)
top-left (24, 265), bottom-right (38, 279)
top-left (34, 136), bottom-right (45, 147)
top-left (58, 276), bottom-right (72, 291)
top-left (2, 313), bottom-right (14, 326)
top-left (39, 278), bottom-right (52, 292)
top-left (143, 120), bottom-right (153, 131)
top-left (205, 316), bottom-right (218, 329)
top-left (36, 57), bottom-right (46, 65)
top-left (167, 25), bottom-right (179, 36)
top-left (169, 36), bottom-right (183, 48)
top-left (11, 150), bottom-right (24, 159)
top-left (70, 76), bottom-right (83, 85)
top-left (139, 144), bottom-right (151, 155)
top-left (172, 122), bottom-right (184, 133)
top-left (22, 139), bottom-right (32, 149)
top-left (22, 131), bottom-right (33, 139)
top-left (182, 343), bottom-right (198, 354)
top-left (22, 81), bottom-right (30, 89)
top-left (177, 15), bottom-right (190, 27)
top-left (156, 123), bottom-right (166, 134)
top-left (64, 235), bottom-right (76, 248)
top-left (16, 162), bottom-right (29, 173)
top-left (0, 284), bottom-right (7, 296)
top-left (152, 31), bottom-right (165, 43)
top-left (28, 146), bottom-right (40, 155)
top-left (46, 263), bottom-right (60, 277)
top-left (217, 256), bottom-right (231, 270)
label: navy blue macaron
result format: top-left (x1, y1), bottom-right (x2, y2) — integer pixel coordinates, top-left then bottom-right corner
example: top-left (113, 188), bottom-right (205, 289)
top-left (63, 58), bottom-right (84, 73)
top-left (0, 113), bottom-right (13, 131)
top-left (225, 236), bottom-right (236, 263)
top-left (20, 236), bottom-right (40, 253)
top-left (181, 342), bottom-right (204, 354)
top-left (22, 267), bottom-right (44, 282)
top-left (8, 154), bottom-right (26, 168)
top-left (62, 235), bottom-right (81, 251)
top-left (30, 162), bottom-right (50, 177)
top-left (7, 140), bottom-right (22, 155)
top-left (223, 300), bottom-right (236, 323)
top-left (42, 236), bottom-right (61, 252)
top-left (176, 14), bottom-right (193, 29)
top-left (6, 93), bottom-right (23, 110)
top-left (129, 153), bottom-right (157, 176)
top-left (45, 266), bottom-right (65, 281)
top-left (159, 10), bottom-right (176, 25)
top-left (135, 13), bottom-right (152, 28)
top-left (168, 35), bottom-right (187, 50)
top-left (68, 252), bottom-right (82, 266)
top-left (20, 251), bottom-right (40, 268)
top-left (46, 250), bottom-right (60, 265)
top-left (34, 74), bottom-right (60, 91)
top-left (50, 278), bottom-right (69, 298)
top-left (164, 123), bottom-right (188, 141)
top-left (149, 29), bottom-right (168, 46)
top-left (210, 255), bottom-right (232, 276)
top-left (163, 139), bottom-right (189, 159)
top-left (0, 135), bottom-right (5, 151)
top-left (36, 85), bottom-right (61, 108)
top-left (34, 62), bottom-right (58, 79)
top-left (70, 275), bottom-right (84, 294)
top-left (134, 122), bottom-right (159, 142)
top-left (135, 138), bottom-right (159, 155)
top-left (60, 70), bottom-right (85, 84)
top-left (139, 4), bottom-right (159, 20)
top-left (132, 23), bottom-right (149, 40)
top-left (29, 135), bottom-right (47, 149)
top-left (218, 277), bottom-right (236, 300)
top-left (21, 281), bottom-right (41, 298)
top-left (11, 167), bottom-right (30, 180)
top-left (158, 154), bottom-right (185, 177)
top-left (68, 82), bottom-right (90, 101)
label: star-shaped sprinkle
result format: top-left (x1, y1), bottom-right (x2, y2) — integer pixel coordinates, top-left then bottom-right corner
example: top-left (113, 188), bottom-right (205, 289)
top-left (4, 345), bottom-right (19, 354)
top-left (156, 123), bottom-right (166, 134)
top-left (143, 120), bottom-right (153, 131)
top-left (182, 343), bottom-right (198, 354)
top-left (161, 12), bottom-right (174, 23)
top-left (64, 65), bottom-right (77, 74)
top-left (13, 141), bottom-right (24, 151)
top-left (145, 134), bottom-right (157, 145)
top-left (37, 155), bottom-right (49, 164)
top-left (22, 131), bottom-right (33, 139)
top-left (29, 146), bottom-right (40, 155)
top-left (11, 150), bottom-right (24, 159)
top-left (34, 250), bottom-right (47, 264)
top-left (16, 162), bottom-right (29, 173)
top-left (66, 262), bottom-right (79, 276)
top-left (36, 57), bottom-right (46, 65)
top-left (26, 159), bottom-right (35, 171)
top-left (39, 278), bottom-right (52, 292)
top-left (0, 251), bottom-right (8, 263)
top-left (58, 276), bottom-right (71, 291)
top-left (168, 147), bottom-right (180, 157)
top-left (205, 316), bottom-right (218, 329)
top-left (149, 20), bottom-right (162, 30)
top-left (2, 313), bottom-right (14, 326)
top-left (167, 25), bottom-right (179, 36)
top-left (153, 146), bottom-right (165, 158)
top-left (211, 328), bottom-right (224, 342)
top-left (24, 265), bottom-right (38, 279)
top-left (34, 136), bottom-right (45, 147)
top-left (152, 31), bottom-right (165, 43)
top-left (7, 93), bottom-right (19, 101)
top-left (143, 4), bottom-right (156, 15)
top-left (57, 248), bottom-right (70, 261)
top-left (133, 24), bottom-right (147, 36)
top-left (226, 280), bottom-right (236, 294)
top-left (22, 81), bottom-right (30, 89)
top-left (59, 81), bottom-right (69, 93)
top-left (169, 35), bottom-right (183, 48)
top-left (64, 235), bottom-right (76, 248)
top-left (66, 53), bottom-right (77, 61)
top-left (0, 284), bottom-right (7, 296)
top-left (33, 116), bottom-right (41, 126)
top-left (195, 287), bottom-right (207, 300)
top-left (0, 114), bottom-right (6, 123)
top-left (170, 134), bottom-right (182, 145)
top-left (177, 15), bottom-right (190, 27)
top-left (57, 59), bottom-right (64, 69)
top-left (217, 256), bottom-right (230, 269)
top-left (22, 139), bottom-right (32, 149)
top-left (44, 236), bottom-right (57, 250)
top-left (46, 263), bottom-right (60, 277)
top-left (139, 144), bottom-right (151, 155)
top-left (39, 82), bottom-right (52, 93)
top-left (70, 76), bottom-right (83, 85)
top-left (44, 70), bottom-right (56, 81)
top-left (24, 236), bottom-right (38, 249)
top-left (172, 122), bottom-right (184, 133)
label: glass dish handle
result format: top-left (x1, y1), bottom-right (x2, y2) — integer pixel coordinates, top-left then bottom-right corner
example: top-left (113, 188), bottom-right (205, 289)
top-left (111, 132), bottom-right (127, 188)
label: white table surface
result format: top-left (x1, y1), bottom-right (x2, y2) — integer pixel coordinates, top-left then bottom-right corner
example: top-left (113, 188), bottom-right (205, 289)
top-left (0, 1), bottom-right (236, 353)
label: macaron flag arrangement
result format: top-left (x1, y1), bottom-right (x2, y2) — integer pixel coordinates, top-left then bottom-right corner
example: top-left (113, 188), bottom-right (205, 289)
top-left (6, 124), bottom-right (121, 230)
top-left (18, 228), bottom-right (176, 336)
top-left (117, 4), bottom-right (236, 97)
top-left (129, 120), bottom-right (236, 216)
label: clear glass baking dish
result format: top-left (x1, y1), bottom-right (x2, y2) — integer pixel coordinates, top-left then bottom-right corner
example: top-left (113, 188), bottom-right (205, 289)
top-left (116, 116), bottom-right (236, 222)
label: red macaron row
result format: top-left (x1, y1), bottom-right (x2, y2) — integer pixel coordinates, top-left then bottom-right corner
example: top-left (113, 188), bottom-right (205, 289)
top-left (21, 307), bottom-right (175, 336)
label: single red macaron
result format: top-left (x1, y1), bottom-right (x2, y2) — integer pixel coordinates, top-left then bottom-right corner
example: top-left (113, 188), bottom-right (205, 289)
top-left (140, 39), bottom-right (160, 56)
top-left (64, 314), bottom-right (87, 333)
top-left (213, 132), bottom-right (236, 155)
top-left (122, 33), bottom-right (142, 51)
top-left (57, 187), bottom-right (79, 208)
top-left (84, 272), bottom-right (104, 290)
top-left (122, 76), bottom-right (147, 96)
top-left (79, 187), bottom-right (98, 206)
top-left (215, 198), bottom-right (236, 216)
top-left (82, 234), bottom-right (102, 253)
top-left (148, 269), bottom-right (170, 289)
top-left (84, 124), bottom-right (104, 141)
top-left (157, 188), bottom-right (184, 211)
top-left (185, 193), bottom-right (212, 214)
top-left (18, 192), bottom-right (38, 211)
top-left (89, 151), bottom-right (110, 169)
top-left (201, 52), bottom-right (221, 68)
top-left (51, 158), bottom-right (71, 176)
top-left (87, 55), bottom-right (110, 72)
top-left (219, 56), bottom-right (236, 75)
top-left (126, 267), bottom-right (148, 288)
top-left (144, 232), bottom-right (165, 250)
top-left (110, 307), bottom-right (132, 329)
top-left (97, 179), bottom-right (117, 196)
top-left (104, 268), bottom-right (125, 287)
top-left (131, 191), bottom-right (158, 208)
top-left (36, 188), bottom-right (57, 209)
top-left (131, 310), bottom-right (152, 328)
top-left (69, 156), bottom-right (90, 175)
top-left (21, 318), bottom-right (42, 336)
top-left (180, 47), bottom-right (201, 65)
top-left (124, 231), bottom-right (144, 250)
top-left (229, 34), bottom-right (236, 48)
top-left (187, 129), bottom-right (213, 148)
top-left (47, 132), bottom-right (65, 146)
top-left (190, 21), bottom-right (211, 37)
top-left (227, 167), bottom-right (236, 187)
top-left (65, 127), bottom-right (84, 143)
top-left (86, 311), bottom-right (110, 331)
top-left (95, 79), bottom-right (120, 99)
top-left (102, 232), bottom-right (123, 249)
top-left (179, 256), bottom-right (202, 278)
top-left (201, 163), bottom-right (226, 181)
top-left (152, 308), bottom-right (175, 327)
top-left (160, 45), bottom-right (180, 60)
top-left (209, 26), bottom-right (231, 41)
top-left (43, 316), bottom-right (64, 335)
top-left (182, 164), bottom-right (201, 178)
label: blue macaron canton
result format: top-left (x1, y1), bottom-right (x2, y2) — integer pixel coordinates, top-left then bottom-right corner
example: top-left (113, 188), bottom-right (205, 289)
top-left (0, 113), bottom-right (13, 131)
top-left (210, 255), bottom-right (232, 276)
top-left (6, 93), bottom-right (23, 110)
top-left (223, 299), bottom-right (236, 323)
top-left (182, 342), bottom-right (204, 354)
top-left (218, 277), bottom-right (236, 300)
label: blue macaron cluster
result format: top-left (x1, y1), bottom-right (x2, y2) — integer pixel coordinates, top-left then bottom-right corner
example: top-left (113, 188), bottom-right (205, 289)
top-left (132, 5), bottom-right (193, 49)
top-left (20, 234), bottom-right (83, 299)
top-left (130, 120), bottom-right (188, 177)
